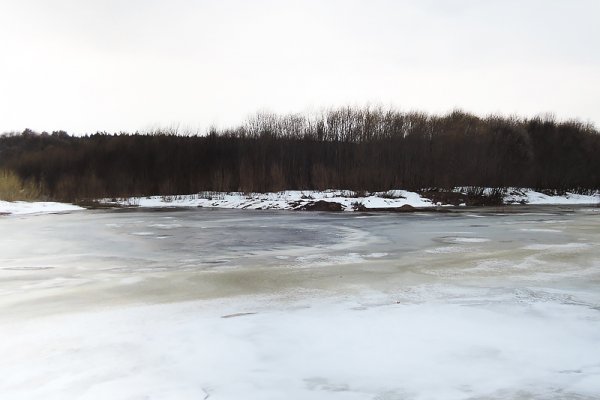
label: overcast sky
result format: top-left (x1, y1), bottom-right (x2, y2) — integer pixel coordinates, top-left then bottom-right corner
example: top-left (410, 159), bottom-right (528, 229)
top-left (1, 0), bottom-right (599, 134)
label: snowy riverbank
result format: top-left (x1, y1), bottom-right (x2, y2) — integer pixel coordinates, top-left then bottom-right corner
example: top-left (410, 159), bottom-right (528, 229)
top-left (1, 188), bottom-right (598, 216)
top-left (0, 200), bottom-right (83, 216)
top-left (102, 188), bottom-right (599, 211)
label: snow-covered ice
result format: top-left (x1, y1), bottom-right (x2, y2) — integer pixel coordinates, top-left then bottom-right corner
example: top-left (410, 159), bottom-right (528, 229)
top-left (1, 207), bottom-right (599, 399)
top-left (2, 291), bottom-right (599, 400)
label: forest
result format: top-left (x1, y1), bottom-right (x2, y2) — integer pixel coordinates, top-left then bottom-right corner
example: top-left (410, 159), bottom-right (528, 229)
top-left (1, 108), bottom-right (599, 201)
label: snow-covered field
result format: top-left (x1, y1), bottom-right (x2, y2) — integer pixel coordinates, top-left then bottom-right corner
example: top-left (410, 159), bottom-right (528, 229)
top-left (1, 208), bottom-right (599, 399)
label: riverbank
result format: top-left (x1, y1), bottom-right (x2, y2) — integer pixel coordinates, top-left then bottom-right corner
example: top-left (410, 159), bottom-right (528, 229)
top-left (94, 188), bottom-right (600, 211)
top-left (1, 188), bottom-right (598, 216)
top-left (0, 200), bottom-right (83, 216)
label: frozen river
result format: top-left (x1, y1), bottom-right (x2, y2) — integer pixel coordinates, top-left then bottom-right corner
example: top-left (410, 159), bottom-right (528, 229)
top-left (1, 207), bottom-right (600, 399)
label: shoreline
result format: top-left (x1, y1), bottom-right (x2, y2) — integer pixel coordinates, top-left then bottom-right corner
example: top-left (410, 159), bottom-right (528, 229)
top-left (1, 188), bottom-right (599, 216)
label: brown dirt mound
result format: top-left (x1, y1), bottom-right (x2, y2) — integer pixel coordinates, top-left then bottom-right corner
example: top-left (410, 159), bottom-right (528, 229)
top-left (300, 200), bottom-right (343, 211)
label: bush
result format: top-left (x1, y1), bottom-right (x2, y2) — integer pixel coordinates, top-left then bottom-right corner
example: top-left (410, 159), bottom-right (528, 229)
top-left (0, 169), bottom-right (43, 201)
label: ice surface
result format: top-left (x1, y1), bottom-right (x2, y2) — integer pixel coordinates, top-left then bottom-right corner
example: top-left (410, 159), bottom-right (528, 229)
top-left (1, 207), bottom-right (599, 399)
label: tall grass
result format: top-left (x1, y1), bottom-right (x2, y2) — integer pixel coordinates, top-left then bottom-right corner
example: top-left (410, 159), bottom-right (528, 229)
top-left (0, 170), bottom-right (43, 201)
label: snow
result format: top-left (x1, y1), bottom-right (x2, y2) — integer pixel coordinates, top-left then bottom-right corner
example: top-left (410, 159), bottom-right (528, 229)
top-left (0, 200), bottom-right (83, 216)
top-left (1, 290), bottom-right (599, 400)
top-left (101, 190), bottom-right (436, 211)
top-left (102, 188), bottom-right (600, 211)
top-left (503, 188), bottom-right (599, 205)
top-left (1, 187), bottom-right (597, 217)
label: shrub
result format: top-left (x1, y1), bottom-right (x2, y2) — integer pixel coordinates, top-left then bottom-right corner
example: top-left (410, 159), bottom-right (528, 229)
top-left (0, 170), bottom-right (42, 201)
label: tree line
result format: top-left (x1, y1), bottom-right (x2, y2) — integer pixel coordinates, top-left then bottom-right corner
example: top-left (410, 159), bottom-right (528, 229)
top-left (1, 108), bottom-right (599, 201)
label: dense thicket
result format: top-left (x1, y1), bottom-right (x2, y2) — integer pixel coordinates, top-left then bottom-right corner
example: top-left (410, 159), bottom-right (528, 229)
top-left (1, 109), bottom-right (599, 201)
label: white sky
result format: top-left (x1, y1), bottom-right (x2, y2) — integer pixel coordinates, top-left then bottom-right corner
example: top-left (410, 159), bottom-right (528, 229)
top-left (1, 0), bottom-right (599, 134)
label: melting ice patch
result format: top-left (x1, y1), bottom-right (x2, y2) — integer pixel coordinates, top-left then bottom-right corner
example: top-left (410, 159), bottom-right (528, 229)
top-left (294, 252), bottom-right (389, 267)
top-left (450, 237), bottom-right (490, 243)
top-left (425, 246), bottom-right (475, 254)
top-left (129, 231), bottom-right (155, 236)
top-left (366, 252), bottom-right (388, 258)
top-left (524, 243), bottom-right (591, 251)
top-left (147, 223), bottom-right (183, 229)
top-left (520, 228), bottom-right (562, 233)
